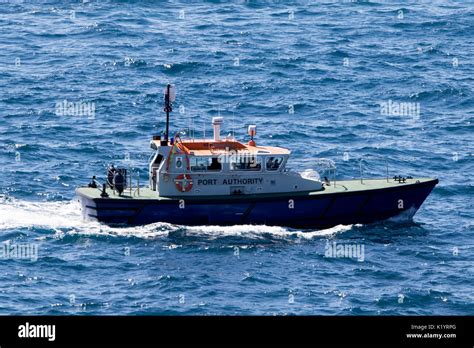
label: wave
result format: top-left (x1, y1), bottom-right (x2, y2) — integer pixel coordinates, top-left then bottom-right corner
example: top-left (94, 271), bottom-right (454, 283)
top-left (409, 87), bottom-right (468, 102)
top-left (181, 223), bottom-right (352, 241)
top-left (386, 206), bottom-right (417, 223)
top-left (157, 61), bottom-right (212, 74)
top-left (0, 197), bottom-right (84, 231)
top-left (0, 197), bottom-right (353, 241)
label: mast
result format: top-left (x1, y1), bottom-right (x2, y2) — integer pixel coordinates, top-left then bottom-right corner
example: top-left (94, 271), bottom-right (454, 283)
top-left (163, 84), bottom-right (176, 144)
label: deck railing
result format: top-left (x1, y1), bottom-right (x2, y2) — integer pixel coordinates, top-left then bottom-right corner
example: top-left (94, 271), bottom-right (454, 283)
top-left (287, 157), bottom-right (392, 187)
top-left (88, 167), bottom-right (142, 198)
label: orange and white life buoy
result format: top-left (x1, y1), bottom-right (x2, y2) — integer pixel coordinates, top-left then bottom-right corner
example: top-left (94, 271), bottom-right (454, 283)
top-left (174, 174), bottom-right (193, 192)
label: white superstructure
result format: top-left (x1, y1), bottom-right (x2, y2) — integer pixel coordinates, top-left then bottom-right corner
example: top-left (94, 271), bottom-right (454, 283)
top-left (149, 118), bottom-right (323, 197)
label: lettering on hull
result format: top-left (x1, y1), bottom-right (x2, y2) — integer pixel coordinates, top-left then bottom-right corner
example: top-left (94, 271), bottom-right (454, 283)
top-left (197, 178), bottom-right (264, 186)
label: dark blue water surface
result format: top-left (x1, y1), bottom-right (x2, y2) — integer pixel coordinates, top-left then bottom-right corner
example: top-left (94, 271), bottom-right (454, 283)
top-left (0, 1), bottom-right (473, 315)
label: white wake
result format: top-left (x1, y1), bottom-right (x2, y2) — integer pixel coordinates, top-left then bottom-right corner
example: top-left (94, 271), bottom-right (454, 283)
top-left (0, 196), bottom-right (353, 240)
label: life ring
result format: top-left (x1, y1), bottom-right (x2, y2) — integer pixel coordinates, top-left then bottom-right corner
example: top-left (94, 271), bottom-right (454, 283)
top-left (174, 174), bottom-right (193, 192)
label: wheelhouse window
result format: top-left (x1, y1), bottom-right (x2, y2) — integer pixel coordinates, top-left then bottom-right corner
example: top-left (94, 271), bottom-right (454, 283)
top-left (190, 157), bottom-right (221, 172)
top-left (230, 156), bottom-right (262, 171)
top-left (266, 156), bottom-right (284, 171)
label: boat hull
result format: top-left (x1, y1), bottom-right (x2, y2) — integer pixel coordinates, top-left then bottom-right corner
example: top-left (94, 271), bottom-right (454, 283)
top-left (76, 178), bottom-right (438, 229)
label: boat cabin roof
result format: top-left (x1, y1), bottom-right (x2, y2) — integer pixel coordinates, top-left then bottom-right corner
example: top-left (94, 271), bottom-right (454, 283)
top-left (151, 139), bottom-right (290, 157)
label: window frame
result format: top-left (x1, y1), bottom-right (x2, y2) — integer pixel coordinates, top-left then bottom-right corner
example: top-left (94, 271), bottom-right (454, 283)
top-left (229, 155), bottom-right (262, 172)
top-left (265, 156), bottom-right (284, 171)
top-left (190, 156), bottom-right (222, 172)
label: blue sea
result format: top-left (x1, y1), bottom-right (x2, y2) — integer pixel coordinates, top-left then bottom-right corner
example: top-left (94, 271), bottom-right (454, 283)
top-left (0, 1), bottom-right (473, 315)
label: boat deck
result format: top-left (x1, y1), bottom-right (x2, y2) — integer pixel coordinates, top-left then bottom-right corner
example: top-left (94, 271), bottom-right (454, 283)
top-left (76, 178), bottom-right (437, 201)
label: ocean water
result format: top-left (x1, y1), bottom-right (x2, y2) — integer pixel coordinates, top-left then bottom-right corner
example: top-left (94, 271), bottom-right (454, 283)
top-left (0, 0), bottom-right (473, 315)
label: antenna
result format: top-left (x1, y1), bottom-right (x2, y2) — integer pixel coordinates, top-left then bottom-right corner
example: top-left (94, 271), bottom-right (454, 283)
top-left (188, 111), bottom-right (191, 140)
top-left (232, 110), bottom-right (235, 139)
top-left (203, 117), bottom-right (206, 139)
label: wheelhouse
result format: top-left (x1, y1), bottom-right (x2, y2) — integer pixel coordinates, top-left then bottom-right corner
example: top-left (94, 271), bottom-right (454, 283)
top-left (148, 117), bottom-right (322, 197)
